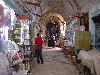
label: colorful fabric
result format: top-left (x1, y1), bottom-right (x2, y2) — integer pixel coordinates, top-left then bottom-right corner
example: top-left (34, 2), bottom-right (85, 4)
top-left (75, 31), bottom-right (91, 50)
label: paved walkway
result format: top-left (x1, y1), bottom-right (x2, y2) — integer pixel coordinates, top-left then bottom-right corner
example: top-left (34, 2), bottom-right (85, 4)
top-left (28, 47), bottom-right (79, 75)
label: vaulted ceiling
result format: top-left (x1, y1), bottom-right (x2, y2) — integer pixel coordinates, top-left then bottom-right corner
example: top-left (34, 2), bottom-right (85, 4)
top-left (11, 0), bottom-right (99, 24)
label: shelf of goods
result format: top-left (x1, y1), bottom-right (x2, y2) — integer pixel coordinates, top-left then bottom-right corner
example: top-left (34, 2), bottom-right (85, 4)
top-left (13, 18), bottom-right (35, 73)
top-left (18, 44), bottom-right (34, 72)
top-left (0, 39), bottom-right (28, 75)
top-left (13, 20), bottom-right (22, 44)
top-left (8, 30), bottom-right (13, 40)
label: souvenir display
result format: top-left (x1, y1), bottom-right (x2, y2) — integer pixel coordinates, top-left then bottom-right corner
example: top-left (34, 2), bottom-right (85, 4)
top-left (0, 39), bottom-right (23, 75)
top-left (6, 40), bottom-right (22, 68)
top-left (0, 52), bottom-right (9, 75)
top-left (80, 25), bottom-right (85, 31)
top-left (0, 38), bottom-right (7, 53)
top-left (7, 41), bottom-right (19, 56)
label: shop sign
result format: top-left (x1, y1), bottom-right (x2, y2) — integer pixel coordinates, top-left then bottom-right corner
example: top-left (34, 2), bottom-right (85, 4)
top-left (17, 16), bottom-right (29, 19)
top-left (68, 12), bottom-right (81, 18)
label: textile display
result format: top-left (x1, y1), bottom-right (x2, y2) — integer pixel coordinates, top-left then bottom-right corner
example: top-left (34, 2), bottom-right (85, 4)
top-left (0, 52), bottom-right (9, 75)
top-left (0, 39), bottom-right (22, 74)
top-left (75, 31), bottom-right (91, 50)
top-left (78, 47), bottom-right (100, 75)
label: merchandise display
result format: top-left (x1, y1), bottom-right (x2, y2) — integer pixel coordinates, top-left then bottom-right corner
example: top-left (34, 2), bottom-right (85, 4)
top-left (0, 38), bottom-right (7, 53)
top-left (0, 38), bottom-right (26, 75)
top-left (12, 70), bottom-right (28, 75)
top-left (13, 19), bottom-right (30, 45)
top-left (7, 40), bottom-right (19, 57)
top-left (13, 19), bottom-right (22, 45)
top-left (7, 40), bottom-right (22, 67)
top-left (0, 2), bottom-right (29, 75)
top-left (8, 30), bottom-right (13, 40)
top-left (0, 52), bottom-right (9, 75)
top-left (12, 17), bottom-right (35, 72)
top-left (75, 31), bottom-right (91, 50)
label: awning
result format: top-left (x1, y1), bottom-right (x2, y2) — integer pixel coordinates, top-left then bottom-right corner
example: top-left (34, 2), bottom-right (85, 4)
top-left (3, 0), bottom-right (22, 15)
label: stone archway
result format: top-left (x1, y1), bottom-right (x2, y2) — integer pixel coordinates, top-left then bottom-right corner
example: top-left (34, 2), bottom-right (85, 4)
top-left (38, 12), bottom-right (66, 39)
top-left (46, 21), bottom-right (60, 39)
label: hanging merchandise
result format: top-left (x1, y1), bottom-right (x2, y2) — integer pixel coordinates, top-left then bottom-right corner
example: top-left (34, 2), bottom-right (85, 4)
top-left (39, 28), bottom-right (43, 33)
top-left (0, 4), bottom-right (5, 27)
top-left (0, 52), bottom-right (10, 75)
top-left (0, 39), bottom-right (22, 75)
top-left (68, 13), bottom-right (74, 18)
top-left (68, 12), bottom-right (81, 19)
top-left (80, 25), bottom-right (85, 31)
top-left (32, 38), bottom-right (35, 44)
top-left (0, 38), bottom-right (7, 53)
top-left (0, 4), bottom-right (11, 28)
top-left (70, 30), bottom-right (74, 37)
top-left (66, 25), bottom-right (71, 31)
top-left (75, 24), bottom-right (80, 31)
top-left (75, 31), bottom-right (91, 50)
top-left (12, 53), bottom-right (22, 65)
top-left (7, 41), bottom-right (19, 56)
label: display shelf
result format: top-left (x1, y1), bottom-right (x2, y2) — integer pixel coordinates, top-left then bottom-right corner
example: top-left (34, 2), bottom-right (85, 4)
top-left (14, 34), bottom-right (21, 35)
top-left (18, 44), bottom-right (33, 72)
top-left (12, 18), bottom-right (35, 73)
top-left (13, 19), bottom-right (22, 44)
top-left (8, 30), bottom-right (13, 40)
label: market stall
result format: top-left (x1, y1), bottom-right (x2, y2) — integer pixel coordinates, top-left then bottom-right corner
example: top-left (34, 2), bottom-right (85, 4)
top-left (0, 39), bottom-right (28, 75)
top-left (0, 1), bottom-right (29, 74)
top-left (78, 47), bottom-right (100, 75)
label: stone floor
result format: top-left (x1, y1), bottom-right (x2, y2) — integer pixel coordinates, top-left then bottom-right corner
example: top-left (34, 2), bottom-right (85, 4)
top-left (27, 47), bottom-right (79, 75)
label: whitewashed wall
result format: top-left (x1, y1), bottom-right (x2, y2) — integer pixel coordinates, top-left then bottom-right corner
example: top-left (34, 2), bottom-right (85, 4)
top-left (89, 1), bottom-right (100, 46)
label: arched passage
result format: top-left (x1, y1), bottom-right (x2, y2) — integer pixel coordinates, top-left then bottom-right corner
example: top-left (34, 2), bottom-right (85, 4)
top-left (45, 21), bottom-right (60, 39)
top-left (39, 12), bottom-right (66, 40)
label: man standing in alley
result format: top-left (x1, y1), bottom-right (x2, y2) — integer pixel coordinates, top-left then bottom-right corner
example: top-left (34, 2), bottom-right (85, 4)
top-left (35, 33), bottom-right (44, 64)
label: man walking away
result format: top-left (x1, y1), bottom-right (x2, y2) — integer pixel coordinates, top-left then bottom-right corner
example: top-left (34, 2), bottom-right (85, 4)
top-left (35, 33), bottom-right (44, 64)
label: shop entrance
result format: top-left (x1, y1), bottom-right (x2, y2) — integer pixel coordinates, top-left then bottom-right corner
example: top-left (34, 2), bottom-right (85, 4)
top-left (92, 14), bottom-right (100, 51)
